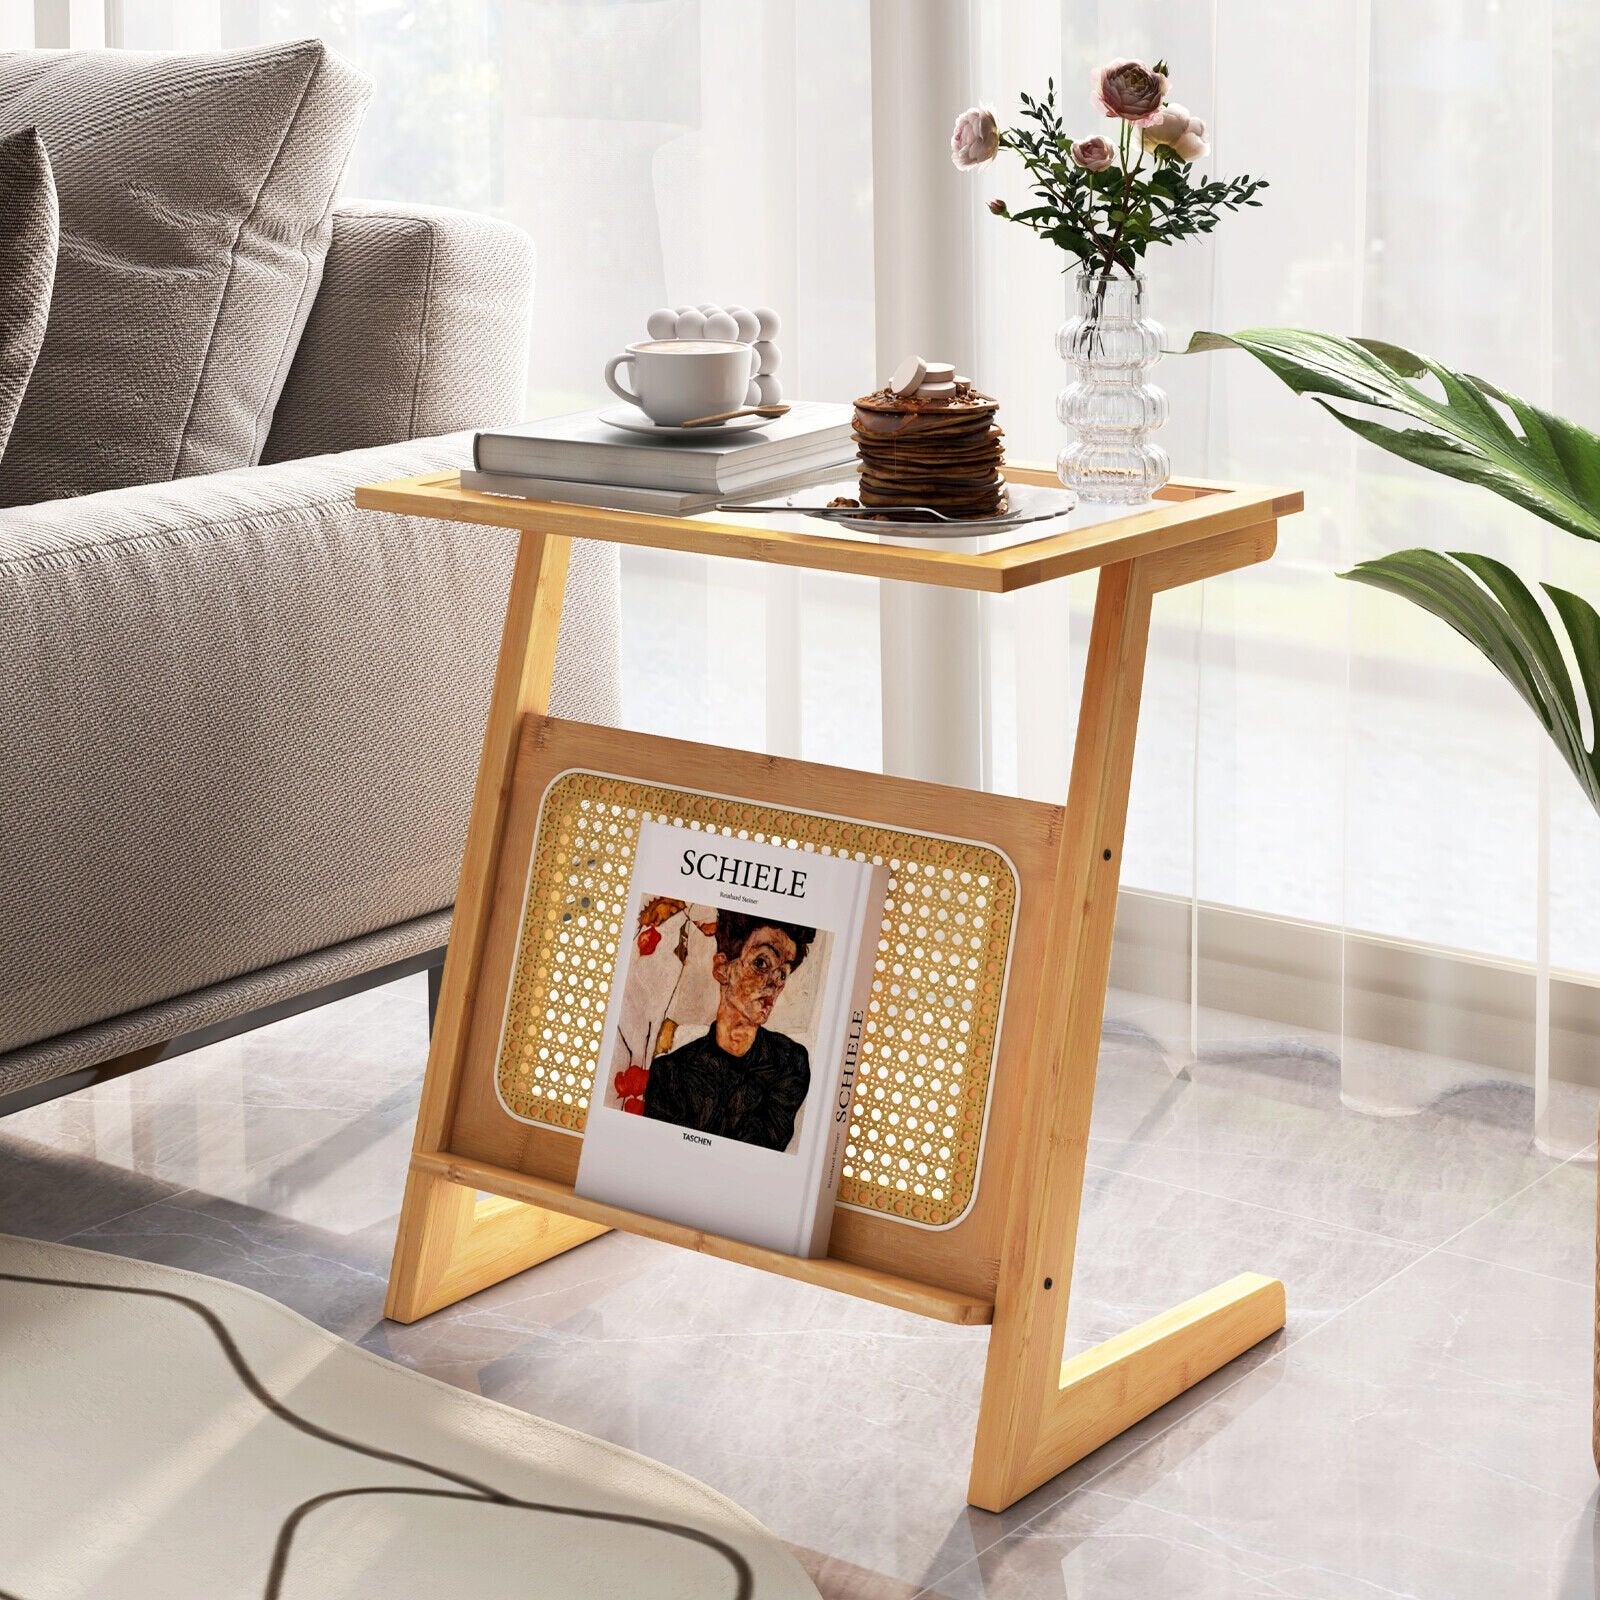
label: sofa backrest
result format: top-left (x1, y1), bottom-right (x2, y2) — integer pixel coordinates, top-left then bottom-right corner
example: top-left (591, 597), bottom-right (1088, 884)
top-left (0, 42), bottom-right (372, 508)
top-left (261, 201), bottom-right (536, 465)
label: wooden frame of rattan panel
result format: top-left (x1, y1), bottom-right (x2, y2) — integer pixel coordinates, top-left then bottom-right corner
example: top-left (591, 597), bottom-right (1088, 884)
top-left (366, 467), bottom-right (1303, 1511)
top-left (445, 717), bottom-right (1054, 1313)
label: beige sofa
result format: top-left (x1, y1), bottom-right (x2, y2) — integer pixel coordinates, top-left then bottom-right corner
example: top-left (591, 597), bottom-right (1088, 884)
top-left (0, 200), bottom-right (617, 1112)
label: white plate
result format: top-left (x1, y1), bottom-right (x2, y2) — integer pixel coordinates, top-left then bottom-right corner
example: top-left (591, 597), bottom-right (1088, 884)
top-left (597, 404), bottom-right (770, 441)
top-left (741, 479), bottom-right (1079, 539)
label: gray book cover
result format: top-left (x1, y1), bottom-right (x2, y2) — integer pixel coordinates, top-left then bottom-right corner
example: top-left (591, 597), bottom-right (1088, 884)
top-left (474, 401), bottom-right (854, 492)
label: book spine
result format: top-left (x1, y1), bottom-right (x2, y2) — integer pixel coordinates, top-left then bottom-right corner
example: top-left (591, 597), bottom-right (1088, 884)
top-left (799, 863), bottom-right (889, 1256)
top-left (478, 439), bottom-right (707, 491)
top-left (459, 469), bottom-right (711, 515)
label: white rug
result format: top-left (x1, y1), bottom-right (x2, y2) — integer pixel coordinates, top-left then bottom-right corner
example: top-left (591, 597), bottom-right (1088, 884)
top-left (0, 1235), bottom-right (818, 1600)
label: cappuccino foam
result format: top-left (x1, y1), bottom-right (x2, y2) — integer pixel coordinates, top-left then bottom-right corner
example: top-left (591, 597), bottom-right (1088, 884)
top-left (635, 339), bottom-right (745, 354)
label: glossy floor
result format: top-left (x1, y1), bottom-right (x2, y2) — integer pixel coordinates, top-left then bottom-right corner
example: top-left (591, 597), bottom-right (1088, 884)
top-left (1, 977), bottom-right (1594, 1599)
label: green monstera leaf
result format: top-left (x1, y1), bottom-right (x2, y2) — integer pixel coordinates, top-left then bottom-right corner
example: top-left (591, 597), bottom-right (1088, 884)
top-left (1344, 550), bottom-right (1600, 814)
top-left (1185, 328), bottom-right (1600, 545)
top-left (1187, 327), bottom-right (1600, 815)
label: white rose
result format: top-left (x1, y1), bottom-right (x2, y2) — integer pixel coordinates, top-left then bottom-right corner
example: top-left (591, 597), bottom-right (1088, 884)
top-left (1173, 116), bottom-right (1208, 162)
top-left (1141, 103), bottom-right (1209, 163)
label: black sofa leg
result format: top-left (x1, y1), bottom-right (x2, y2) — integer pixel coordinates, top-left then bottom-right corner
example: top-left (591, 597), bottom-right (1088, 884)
top-left (426, 960), bottom-right (444, 1037)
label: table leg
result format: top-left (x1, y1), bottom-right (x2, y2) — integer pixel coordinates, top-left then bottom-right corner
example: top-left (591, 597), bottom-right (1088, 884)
top-left (967, 553), bottom-right (1285, 1511)
top-left (386, 1169), bottom-right (609, 1323)
top-left (386, 527), bottom-right (610, 1324)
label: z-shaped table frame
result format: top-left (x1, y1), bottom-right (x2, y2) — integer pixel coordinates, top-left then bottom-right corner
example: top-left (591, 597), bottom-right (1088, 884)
top-left (358, 466), bottom-right (1303, 1513)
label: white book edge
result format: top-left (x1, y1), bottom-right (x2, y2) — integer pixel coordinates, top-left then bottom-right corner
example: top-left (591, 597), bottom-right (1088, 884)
top-left (798, 863), bottom-right (888, 1256)
top-left (475, 440), bottom-right (855, 494)
top-left (460, 461), bottom-right (854, 517)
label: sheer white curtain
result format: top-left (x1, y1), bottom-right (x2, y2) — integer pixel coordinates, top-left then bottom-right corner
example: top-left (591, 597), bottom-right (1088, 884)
top-left (52, 0), bottom-right (1600, 1151)
top-left (970, 0), bottom-right (1600, 1156)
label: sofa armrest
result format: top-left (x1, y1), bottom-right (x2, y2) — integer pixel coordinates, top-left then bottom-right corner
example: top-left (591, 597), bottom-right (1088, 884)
top-left (0, 436), bottom-right (618, 1056)
top-left (261, 202), bottom-right (535, 465)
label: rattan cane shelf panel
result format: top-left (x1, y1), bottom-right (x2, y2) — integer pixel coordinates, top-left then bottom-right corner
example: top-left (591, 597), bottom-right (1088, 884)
top-left (494, 770), bottom-right (1018, 1227)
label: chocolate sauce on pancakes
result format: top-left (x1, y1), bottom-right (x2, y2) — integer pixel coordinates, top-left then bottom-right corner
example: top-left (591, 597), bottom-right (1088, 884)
top-left (851, 375), bottom-right (1007, 520)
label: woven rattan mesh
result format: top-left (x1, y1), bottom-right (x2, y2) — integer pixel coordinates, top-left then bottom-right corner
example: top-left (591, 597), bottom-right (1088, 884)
top-left (494, 771), bottom-right (1016, 1226)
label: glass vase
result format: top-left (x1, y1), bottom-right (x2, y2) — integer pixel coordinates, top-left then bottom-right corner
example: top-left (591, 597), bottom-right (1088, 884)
top-left (1055, 270), bottom-right (1170, 504)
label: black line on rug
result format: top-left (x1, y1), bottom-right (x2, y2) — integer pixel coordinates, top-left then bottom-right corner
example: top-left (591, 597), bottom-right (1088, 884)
top-left (0, 1271), bottom-right (755, 1600)
top-left (0, 1271), bottom-right (496, 1491)
top-left (269, 1486), bottom-right (754, 1600)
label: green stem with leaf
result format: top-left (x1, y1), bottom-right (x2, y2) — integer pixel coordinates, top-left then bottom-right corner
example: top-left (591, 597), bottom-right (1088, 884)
top-left (990, 79), bottom-right (1266, 279)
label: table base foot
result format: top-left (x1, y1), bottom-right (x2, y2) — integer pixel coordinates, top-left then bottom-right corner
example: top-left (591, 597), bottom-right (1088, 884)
top-left (968, 1272), bottom-right (1285, 1511)
top-left (385, 1165), bottom-right (609, 1324)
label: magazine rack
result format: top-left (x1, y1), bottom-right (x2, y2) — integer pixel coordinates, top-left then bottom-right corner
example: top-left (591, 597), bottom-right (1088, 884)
top-left (358, 465), bottom-right (1303, 1513)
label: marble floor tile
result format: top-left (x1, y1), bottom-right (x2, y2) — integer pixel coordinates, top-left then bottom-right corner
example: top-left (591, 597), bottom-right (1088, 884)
top-left (945, 1249), bottom-right (1597, 1600)
top-left (1104, 987), bottom-right (1600, 1159)
top-left (0, 1136), bottom-right (184, 1244)
top-left (1086, 1018), bottom-right (1570, 1249)
top-left (1068, 1164), bottom-right (1422, 1348)
top-left (61, 1189), bottom-right (399, 1341)
top-left (2, 1084), bottom-right (420, 1224)
top-left (792, 1548), bottom-right (927, 1600)
top-left (933, 1491), bottom-right (1410, 1599)
top-left (36, 1127), bottom-right (1425, 1589)
top-left (1442, 1155), bottom-right (1596, 1288)
top-left (0, 973), bottom-right (1591, 1599)
top-left (1, 984), bottom-right (430, 1228)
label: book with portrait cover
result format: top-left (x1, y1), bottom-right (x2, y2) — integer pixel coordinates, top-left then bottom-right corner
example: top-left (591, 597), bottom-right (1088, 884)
top-left (574, 819), bottom-right (889, 1258)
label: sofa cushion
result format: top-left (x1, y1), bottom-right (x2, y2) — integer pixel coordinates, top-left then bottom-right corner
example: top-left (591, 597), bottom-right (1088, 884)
top-left (262, 202), bottom-right (536, 463)
top-left (0, 127), bottom-right (56, 467)
top-left (0, 41), bottom-right (373, 508)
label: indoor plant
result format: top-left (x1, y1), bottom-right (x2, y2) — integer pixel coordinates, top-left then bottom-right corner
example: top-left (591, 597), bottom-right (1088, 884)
top-left (1189, 328), bottom-right (1600, 815)
top-left (951, 64), bottom-right (1267, 502)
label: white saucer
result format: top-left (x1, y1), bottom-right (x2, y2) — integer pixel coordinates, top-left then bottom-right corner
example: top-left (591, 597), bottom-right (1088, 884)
top-left (597, 404), bottom-right (770, 441)
top-left (758, 479), bottom-right (1079, 539)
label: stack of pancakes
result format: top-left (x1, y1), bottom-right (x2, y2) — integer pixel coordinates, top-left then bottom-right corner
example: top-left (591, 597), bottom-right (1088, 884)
top-left (851, 378), bottom-right (1007, 520)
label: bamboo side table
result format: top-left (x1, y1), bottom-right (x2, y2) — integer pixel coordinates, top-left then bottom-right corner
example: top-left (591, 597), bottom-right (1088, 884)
top-left (357, 465), bottom-right (1303, 1513)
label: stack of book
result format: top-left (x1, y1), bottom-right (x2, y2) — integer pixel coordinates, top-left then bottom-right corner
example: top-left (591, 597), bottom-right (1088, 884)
top-left (465, 402), bottom-right (856, 515)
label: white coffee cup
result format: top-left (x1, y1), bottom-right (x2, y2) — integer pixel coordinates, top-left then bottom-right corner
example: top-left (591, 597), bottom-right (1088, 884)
top-left (604, 339), bottom-right (751, 427)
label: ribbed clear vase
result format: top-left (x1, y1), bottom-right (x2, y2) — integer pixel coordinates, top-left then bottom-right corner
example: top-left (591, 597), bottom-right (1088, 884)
top-left (1055, 270), bottom-right (1170, 504)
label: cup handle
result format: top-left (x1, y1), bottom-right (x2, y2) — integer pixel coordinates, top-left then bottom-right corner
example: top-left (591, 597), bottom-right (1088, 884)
top-left (604, 353), bottom-right (640, 406)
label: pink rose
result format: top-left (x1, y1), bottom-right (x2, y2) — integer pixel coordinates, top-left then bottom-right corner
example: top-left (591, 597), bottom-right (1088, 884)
top-left (1070, 137), bottom-right (1115, 172)
top-left (1141, 104), bottom-right (1208, 162)
top-left (987, 197), bottom-right (1009, 215)
top-left (1092, 59), bottom-right (1168, 126)
top-left (950, 105), bottom-right (1000, 170)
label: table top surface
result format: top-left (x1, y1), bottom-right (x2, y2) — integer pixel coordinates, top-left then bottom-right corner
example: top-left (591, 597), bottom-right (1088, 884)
top-left (356, 467), bottom-right (1302, 595)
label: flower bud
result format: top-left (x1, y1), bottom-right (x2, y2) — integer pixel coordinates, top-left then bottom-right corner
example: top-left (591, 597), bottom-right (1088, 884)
top-left (1070, 137), bottom-right (1115, 172)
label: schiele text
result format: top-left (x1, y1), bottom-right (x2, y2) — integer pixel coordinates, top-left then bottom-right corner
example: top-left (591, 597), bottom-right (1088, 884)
top-left (679, 849), bottom-right (807, 899)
